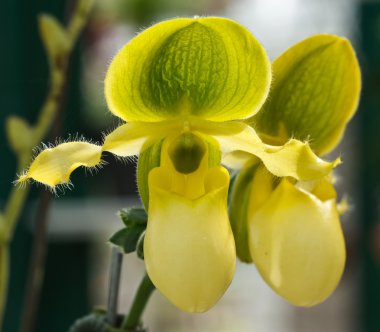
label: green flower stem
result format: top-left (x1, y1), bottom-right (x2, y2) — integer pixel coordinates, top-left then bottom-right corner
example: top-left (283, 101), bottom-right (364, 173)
top-left (121, 273), bottom-right (155, 330)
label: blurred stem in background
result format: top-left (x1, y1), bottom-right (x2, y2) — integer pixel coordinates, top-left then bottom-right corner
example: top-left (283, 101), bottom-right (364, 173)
top-left (106, 248), bottom-right (123, 327)
top-left (0, 0), bottom-right (94, 329)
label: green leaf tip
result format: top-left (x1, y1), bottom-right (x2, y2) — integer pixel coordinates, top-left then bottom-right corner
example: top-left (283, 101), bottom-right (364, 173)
top-left (68, 313), bottom-right (108, 332)
top-left (118, 208), bottom-right (148, 226)
top-left (110, 207), bottom-right (147, 254)
top-left (109, 226), bottom-right (145, 254)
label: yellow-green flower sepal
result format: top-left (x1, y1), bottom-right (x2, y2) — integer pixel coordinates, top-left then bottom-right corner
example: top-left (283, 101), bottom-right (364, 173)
top-left (249, 179), bottom-right (345, 306)
top-left (229, 162), bottom-right (274, 263)
top-left (229, 161), bottom-right (258, 263)
top-left (252, 34), bottom-right (361, 155)
top-left (105, 17), bottom-right (271, 122)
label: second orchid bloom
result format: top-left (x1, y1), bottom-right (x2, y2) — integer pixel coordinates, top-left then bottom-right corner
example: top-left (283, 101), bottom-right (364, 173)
top-left (18, 17), bottom-right (360, 312)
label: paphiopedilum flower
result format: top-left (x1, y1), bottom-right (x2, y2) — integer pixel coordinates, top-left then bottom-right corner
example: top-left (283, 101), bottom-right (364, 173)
top-left (143, 134), bottom-right (235, 312)
top-left (229, 34), bottom-right (360, 306)
top-left (18, 17), bottom-right (340, 312)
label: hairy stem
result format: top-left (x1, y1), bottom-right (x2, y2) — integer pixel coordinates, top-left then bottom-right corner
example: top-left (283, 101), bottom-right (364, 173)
top-left (121, 273), bottom-right (155, 331)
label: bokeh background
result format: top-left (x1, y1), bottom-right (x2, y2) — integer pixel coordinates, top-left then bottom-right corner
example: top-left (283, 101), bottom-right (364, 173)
top-left (1, 0), bottom-right (380, 331)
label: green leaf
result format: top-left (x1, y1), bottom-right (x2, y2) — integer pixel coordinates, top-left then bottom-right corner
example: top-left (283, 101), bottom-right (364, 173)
top-left (68, 313), bottom-right (108, 332)
top-left (110, 225), bottom-right (146, 254)
top-left (111, 206), bottom-right (148, 254)
top-left (118, 208), bottom-right (147, 227)
top-left (252, 34), bottom-right (361, 155)
top-left (105, 17), bottom-right (271, 122)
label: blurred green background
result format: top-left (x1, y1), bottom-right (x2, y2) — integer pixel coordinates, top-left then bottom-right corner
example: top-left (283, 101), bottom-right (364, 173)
top-left (1, 0), bottom-right (380, 331)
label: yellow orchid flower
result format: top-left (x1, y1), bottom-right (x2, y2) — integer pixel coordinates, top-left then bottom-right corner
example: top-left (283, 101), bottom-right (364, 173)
top-left (18, 17), bottom-right (340, 312)
top-left (144, 134), bottom-right (235, 312)
top-left (229, 34), bottom-right (360, 306)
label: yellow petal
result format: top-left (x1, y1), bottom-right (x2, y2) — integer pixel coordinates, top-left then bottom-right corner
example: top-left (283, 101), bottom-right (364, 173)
top-left (296, 175), bottom-right (337, 202)
top-left (195, 120), bottom-right (339, 180)
top-left (18, 142), bottom-right (102, 187)
top-left (249, 180), bottom-right (346, 306)
top-left (221, 151), bottom-right (256, 169)
top-left (102, 120), bottom-right (180, 156)
top-left (105, 17), bottom-right (271, 122)
top-left (296, 175), bottom-right (349, 215)
top-left (18, 121), bottom-right (181, 188)
top-left (144, 165), bottom-right (235, 312)
top-left (252, 34), bottom-right (361, 155)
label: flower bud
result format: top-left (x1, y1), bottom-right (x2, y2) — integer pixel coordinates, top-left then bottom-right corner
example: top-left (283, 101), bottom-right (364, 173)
top-left (6, 116), bottom-right (34, 153)
top-left (252, 34), bottom-right (360, 155)
top-left (38, 14), bottom-right (71, 63)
